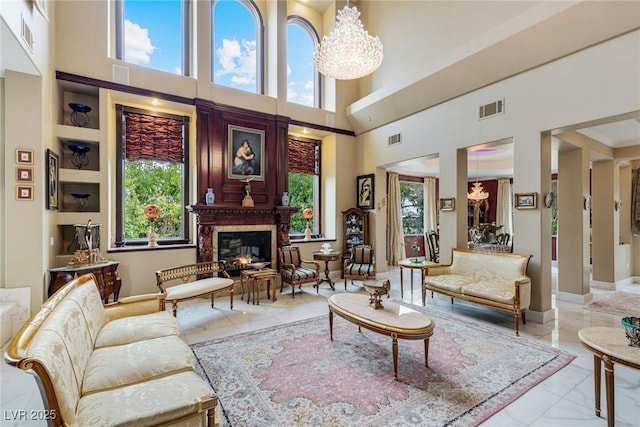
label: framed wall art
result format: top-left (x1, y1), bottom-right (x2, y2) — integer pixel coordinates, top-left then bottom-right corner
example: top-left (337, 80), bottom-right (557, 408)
top-left (515, 192), bottom-right (537, 209)
top-left (439, 197), bottom-right (455, 211)
top-left (16, 185), bottom-right (34, 201)
top-left (46, 149), bottom-right (59, 210)
top-left (227, 125), bottom-right (265, 181)
top-left (356, 174), bottom-right (374, 210)
top-left (16, 167), bottom-right (34, 183)
top-left (16, 149), bottom-right (34, 164)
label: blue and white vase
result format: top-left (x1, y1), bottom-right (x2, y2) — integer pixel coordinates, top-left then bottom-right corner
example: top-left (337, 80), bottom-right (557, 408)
top-left (281, 191), bottom-right (289, 207)
top-left (205, 188), bottom-right (215, 206)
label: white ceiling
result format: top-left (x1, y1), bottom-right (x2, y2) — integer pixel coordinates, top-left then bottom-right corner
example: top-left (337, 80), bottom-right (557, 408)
top-left (384, 117), bottom-right (640, 179)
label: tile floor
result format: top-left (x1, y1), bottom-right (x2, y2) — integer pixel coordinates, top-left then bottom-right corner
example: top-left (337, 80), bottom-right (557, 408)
top-left (2, 266), bottom-right (639, 426)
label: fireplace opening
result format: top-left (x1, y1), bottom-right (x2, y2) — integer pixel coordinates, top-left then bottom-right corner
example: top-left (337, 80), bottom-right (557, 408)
top-left (218, 231), bottom-right (272, 276)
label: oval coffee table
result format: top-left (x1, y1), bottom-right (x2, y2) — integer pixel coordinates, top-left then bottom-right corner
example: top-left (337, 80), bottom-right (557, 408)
top-left (328, 293), bottom-right (435, 380)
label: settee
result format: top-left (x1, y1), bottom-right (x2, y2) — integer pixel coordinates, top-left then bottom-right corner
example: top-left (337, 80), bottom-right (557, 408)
top-left (422, 248), bottom-right (532, 335)
top-left (4, 273), bottom-right (219, 426)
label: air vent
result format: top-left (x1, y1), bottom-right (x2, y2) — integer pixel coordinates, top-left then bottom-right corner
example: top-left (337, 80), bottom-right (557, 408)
top-left (479, 98), bottom-right (505, 120)
top-left (388, 133), bottom-right (402, 146)
top-left (21, 17), bottom-right (34, 51)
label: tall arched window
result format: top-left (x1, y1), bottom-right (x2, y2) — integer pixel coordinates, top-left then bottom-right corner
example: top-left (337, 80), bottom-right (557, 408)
top-left (287, 16), bottom-right (320, 108)
top-left (115, 0), bottom-right (190, 75)
top-left (212, 0), bottom-right (263, 94)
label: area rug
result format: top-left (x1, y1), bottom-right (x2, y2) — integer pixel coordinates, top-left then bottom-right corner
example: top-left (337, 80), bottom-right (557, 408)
top-left (585, 291), bottom-right (640, 317)
top-left (191, 306), bottom-right (575, 427)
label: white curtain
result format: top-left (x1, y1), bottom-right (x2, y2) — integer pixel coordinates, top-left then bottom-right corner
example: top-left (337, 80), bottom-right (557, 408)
top-left (423, 177), bottom-right (437, 232)
top-left (387, 172), bottom-right (404, 265)
top-left (496, 178), bottom-right (513, 235)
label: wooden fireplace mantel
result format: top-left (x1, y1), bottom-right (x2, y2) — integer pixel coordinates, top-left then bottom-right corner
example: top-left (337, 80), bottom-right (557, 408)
top-left (187, 204), bottom-right (299, 263)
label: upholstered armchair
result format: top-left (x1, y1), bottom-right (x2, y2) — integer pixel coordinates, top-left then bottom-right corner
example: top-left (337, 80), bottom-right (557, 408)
top-left (343, 245), bottom-right (375, 289)
top-left (278, 246), bottom-right (320, 298)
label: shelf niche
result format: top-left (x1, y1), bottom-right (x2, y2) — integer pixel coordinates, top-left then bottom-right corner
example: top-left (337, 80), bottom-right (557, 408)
top-left (59, 182), bottom-right (100, 212)
top-left (58, 138), bottom-right (100, 171)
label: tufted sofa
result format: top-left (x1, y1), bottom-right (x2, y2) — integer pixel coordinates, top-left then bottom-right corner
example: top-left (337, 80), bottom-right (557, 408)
top-left (4, 273), bottom-right (219, 426)
top-left (422, 248), bottom-right (532, 335)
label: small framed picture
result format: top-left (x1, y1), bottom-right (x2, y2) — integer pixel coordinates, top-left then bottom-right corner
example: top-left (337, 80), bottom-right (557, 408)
top-left (515, 192), bottom-right (537, 209)
top-left (46, 149), bottom-right (59, 210)
top-left (16, 149), bottom-right (34, 164)
top-left (16, 185), bottom-right (34, 201)
top-left (356, 174), bottom-right (374, 210)
top-left (439, 197), bottom-right (455, 211)
top-left (16, 167), bottom-right (34, 182)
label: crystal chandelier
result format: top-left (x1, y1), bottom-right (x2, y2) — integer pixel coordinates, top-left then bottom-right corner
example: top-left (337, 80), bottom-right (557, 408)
top-left (313, 1), bottom-right (383, 80)
top-left (467, 153), bottom-right (489, 202)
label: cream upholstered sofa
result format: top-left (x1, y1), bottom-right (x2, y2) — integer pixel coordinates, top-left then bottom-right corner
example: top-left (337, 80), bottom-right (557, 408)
top-left (422, 248), bottom-right (532, 335)
top-left (4, 273), bottom-right (220, 427)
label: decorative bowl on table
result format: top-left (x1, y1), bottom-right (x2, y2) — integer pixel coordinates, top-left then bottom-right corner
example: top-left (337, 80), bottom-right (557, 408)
top-left (621, 316), bottom-right (640, 347)
top-left (248, 262), bottom-right (270, 270)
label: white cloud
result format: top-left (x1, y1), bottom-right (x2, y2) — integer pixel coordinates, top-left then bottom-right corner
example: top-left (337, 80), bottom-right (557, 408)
top-left (304, 80), bottom-right (313, 89)
top-left (287, 64), bottom-right (292, 76)
top-left (124, 19), bottom-right (156, 64)
top-left (216, 38), bottom-right (256, 86)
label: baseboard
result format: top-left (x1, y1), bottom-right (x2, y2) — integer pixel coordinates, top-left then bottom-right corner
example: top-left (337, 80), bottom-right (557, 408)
top-left (527, 308), bottom-right (556, 324)
top-left (555, 290), bottom-right (593, 304)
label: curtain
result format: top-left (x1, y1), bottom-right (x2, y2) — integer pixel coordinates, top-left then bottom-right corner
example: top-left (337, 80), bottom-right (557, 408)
top-left (288, 138), bottom-right (319, 174)
top-left (387, 172), bottom-right (404, 265)
top-left (633, 168), bottom-right (640, 236)
top-left (123, 111), bottom-right (184, 164)
top-left (496, 178), bottom-right (513, 235)
top-left (423, 177), bottom-right (437, 232)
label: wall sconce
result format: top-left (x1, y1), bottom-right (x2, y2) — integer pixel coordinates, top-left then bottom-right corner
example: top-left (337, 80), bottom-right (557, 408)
top-left (376, 195), bottom-right (387, 211)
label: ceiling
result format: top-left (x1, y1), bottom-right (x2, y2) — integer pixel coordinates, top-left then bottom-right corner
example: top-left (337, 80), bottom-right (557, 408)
top-left (384, 116), bottom-right (640, 179)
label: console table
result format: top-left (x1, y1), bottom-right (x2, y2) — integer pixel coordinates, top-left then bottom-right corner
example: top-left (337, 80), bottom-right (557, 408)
top-left (48, 261), bottom-right (121, 303)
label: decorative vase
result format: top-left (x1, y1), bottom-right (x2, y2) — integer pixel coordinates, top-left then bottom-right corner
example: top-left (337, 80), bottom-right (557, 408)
top-left (281, 191), bottom-right (289, 206)
top-left (205, 188), bottom-right (215, 205)
top-left (148, 227), bottom-right (158, 247)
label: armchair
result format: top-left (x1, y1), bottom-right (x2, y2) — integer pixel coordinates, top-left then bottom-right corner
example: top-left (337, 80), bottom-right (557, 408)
top-left (343, 245), bottom-right (375, 289)
top-left (278, 246), bottom-right (320, 298)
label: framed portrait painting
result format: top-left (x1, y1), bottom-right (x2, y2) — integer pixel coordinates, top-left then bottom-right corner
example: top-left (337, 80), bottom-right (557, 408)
top-left (227, 125), bottom-right (265, 181)
top-left (356, 174), bottom-right (374, 210)
top-left (46, 149), bottom-right (59, 210)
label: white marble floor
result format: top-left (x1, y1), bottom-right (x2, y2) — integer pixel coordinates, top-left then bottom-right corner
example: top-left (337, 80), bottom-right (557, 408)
top-left (2, 266), bottom-right (639, 426)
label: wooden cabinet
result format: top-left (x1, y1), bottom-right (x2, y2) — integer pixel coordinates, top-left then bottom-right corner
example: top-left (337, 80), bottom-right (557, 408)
top-left (342, 208), bottom-right (369, 260)
top-left (48, 261), bottom-right (121, 303)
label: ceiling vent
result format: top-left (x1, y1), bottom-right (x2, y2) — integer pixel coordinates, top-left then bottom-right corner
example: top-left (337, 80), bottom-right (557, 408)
top-left (21, 17), bottom-right (34, 51)
top-left (388, 132), bottom-right (402, 146)
top-left (479, 98), bottom-right (505, 120)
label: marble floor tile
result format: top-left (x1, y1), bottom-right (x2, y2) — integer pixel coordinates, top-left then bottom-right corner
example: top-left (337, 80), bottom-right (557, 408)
top-left (2, 266), bottom-right (638, 426)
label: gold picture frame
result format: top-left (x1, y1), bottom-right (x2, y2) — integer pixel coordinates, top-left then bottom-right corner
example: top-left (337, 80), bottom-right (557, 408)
top-left (16, 149), bottom-right (34, 165)
top-left (515, 192), bottom-right (537, 209)
top-left (16, 167), bottom-right (34, 183)
top-left (16, 185), bottom-right (34, 201)
top-left (439, 197), bottom-right (455, 211)
top-left (227, 125), bottom-right (265, 181)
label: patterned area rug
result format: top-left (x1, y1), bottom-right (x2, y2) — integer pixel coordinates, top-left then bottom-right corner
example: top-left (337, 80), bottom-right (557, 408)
top-left (585, 291), bottom-right (640, 317)
top-left (192, 305), bottom-right (575, 427)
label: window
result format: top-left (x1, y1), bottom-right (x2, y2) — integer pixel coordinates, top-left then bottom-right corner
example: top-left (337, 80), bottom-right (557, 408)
top-left (287, 137), bottom-right (320, 236)
top-left (115, 105), bottom-right (190, 246)
top-left (212, 0), bottom-right (263, 94)
top-left (400, 180), bottom-right (424, 235)
top-left (115, 0), bottom-right (190, 75)
top-left (287, 16), bottom-right (320, 108)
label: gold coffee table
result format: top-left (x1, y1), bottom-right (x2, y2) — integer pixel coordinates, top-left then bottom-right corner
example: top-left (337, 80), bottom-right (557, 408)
top-left (328, 293), bottom-right (435, 380)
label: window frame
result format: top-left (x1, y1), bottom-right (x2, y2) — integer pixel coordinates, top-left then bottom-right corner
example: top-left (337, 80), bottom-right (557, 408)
top-left (114, 104), bottom-right (190, 247)
top-left (399, 178), bottom-right (425, 236)
top-left (115, 0), bottom-right (192, 76)
top-left (211, 0), bottom-right (265, 94)
top-left (286, 15), bottom-right (321, 108)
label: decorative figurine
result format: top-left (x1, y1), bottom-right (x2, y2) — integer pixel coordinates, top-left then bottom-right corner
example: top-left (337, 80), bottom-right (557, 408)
top-left (242, 177), bottom-right (255, 207)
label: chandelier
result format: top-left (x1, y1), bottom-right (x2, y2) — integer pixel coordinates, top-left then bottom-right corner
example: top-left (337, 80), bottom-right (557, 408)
top-left (467, 153), bottom-right (489, 202)
top-left (313, 1), bottom-right (383, 80)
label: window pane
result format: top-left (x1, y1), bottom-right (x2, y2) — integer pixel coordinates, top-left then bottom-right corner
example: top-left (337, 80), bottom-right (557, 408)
top-left (121, 0), bottom-right (184, 75)
top-left (400, 181), bottom-right (424, 235)
top-left (124, 160), bottom-right (184, 239)
top-left (288, 172), bottom-right (315, 234)
top-left (287, 21), bottom-right (316, 107)
top-left (213, 0), bottom-right (258, 93)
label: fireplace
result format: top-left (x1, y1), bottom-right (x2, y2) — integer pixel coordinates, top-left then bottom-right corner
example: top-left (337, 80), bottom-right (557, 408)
top-left (213, 225), bottom-right (277, 277)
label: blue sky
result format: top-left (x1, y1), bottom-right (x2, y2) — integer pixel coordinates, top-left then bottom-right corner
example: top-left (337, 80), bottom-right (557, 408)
top-left (123, 0), bottom-right (314, 106)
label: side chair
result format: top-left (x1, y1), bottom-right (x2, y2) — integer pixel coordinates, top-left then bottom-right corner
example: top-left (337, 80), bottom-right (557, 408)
top-left (278, 246), bottom-right (320, 298)
top-left (343, 245), bottom-right (375, 289)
